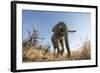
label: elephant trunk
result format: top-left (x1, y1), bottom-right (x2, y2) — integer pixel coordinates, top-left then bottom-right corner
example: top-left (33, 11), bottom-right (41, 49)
top-left (65, 34), bottom-right (70, 57)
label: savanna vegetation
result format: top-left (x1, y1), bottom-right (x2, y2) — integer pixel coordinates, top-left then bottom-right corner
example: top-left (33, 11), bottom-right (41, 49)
top-left (22, 26), bottom-right (91, 62)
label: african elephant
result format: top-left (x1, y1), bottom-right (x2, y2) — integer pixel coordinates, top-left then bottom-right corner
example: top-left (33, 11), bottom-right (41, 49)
top-left (51, 21), bottom-right (76, 57)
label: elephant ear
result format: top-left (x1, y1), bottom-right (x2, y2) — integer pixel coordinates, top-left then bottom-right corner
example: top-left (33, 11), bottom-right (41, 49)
top-left (52, 23), bottom-right (60, 32)
top-left (60, 22), bottom-right (68, 32)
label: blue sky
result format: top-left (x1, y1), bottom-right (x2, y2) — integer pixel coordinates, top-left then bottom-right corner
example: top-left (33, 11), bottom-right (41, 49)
top-left (22, 10), bottom-right (91, 51)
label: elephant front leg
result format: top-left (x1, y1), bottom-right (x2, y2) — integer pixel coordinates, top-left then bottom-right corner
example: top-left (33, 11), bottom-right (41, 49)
top-left (60, 39), bottom-right (64, 55)
top-left (56, 45), bottom-right (61, 56)
top-left (54, 39), bottom-right (61, 56)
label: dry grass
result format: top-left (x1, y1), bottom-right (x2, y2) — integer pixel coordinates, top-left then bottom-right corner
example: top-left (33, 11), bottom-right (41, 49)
top-left (22, 41), bottom-right (91, 62)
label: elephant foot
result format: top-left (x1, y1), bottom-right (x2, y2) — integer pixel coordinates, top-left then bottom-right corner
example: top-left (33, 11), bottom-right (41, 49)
top-left (57, 51), bottom-right (60, 55)
top-left (60, 50), bottom-right (64, 55)
top-left (67, 53), bottom-right (70, 57)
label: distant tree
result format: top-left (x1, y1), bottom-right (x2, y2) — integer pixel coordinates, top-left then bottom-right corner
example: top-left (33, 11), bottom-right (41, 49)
top-left (23, 25), bottom-right (44, 49)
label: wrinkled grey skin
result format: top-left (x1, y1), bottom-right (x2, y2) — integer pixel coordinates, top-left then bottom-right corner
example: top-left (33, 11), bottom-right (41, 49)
top-left (51, 21), bottom-right (76, 57)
